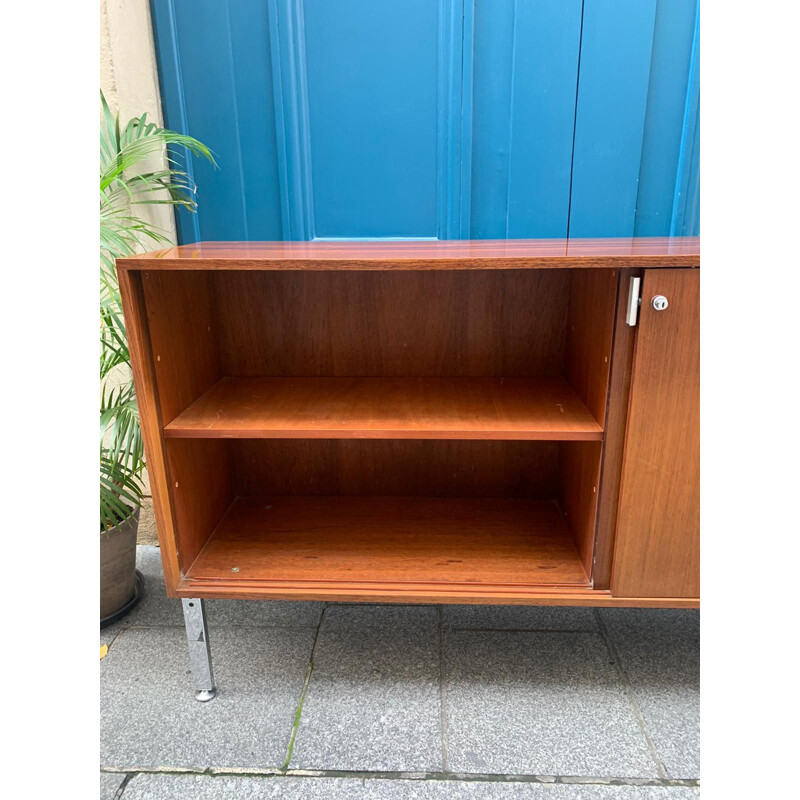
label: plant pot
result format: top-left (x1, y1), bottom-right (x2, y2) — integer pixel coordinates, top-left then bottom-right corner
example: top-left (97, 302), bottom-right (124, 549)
top-left (100, 507), bottom-right (142, 626)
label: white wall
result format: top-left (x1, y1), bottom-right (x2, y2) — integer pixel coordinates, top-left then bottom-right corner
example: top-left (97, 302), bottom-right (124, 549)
top-left (101, 0), bottom-right (176, 501)
top-left (100, 0), bottom-right (177, 243)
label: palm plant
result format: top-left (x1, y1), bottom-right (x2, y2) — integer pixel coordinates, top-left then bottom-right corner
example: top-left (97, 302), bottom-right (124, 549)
top-left (100, 91), bottom-right (214, 530)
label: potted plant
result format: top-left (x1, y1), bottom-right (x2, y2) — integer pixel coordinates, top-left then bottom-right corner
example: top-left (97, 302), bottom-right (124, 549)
top-left (100, 92), bottom-right (213, 626)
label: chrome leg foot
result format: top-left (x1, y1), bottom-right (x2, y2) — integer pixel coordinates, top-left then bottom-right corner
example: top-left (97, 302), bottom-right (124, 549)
top-left (182, 598), bottom-right (216, 702)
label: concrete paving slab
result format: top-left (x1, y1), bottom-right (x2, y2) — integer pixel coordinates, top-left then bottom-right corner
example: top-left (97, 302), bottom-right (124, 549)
top-left (100, 771), bottom-right (126, 799)
top-left (206, 598), bottom-right (324, 628)
top-left (444, 631), bottom-right (659, 778)
top-left (442, 605), bottom-right (597, 631)
top-left (121, 546), bottom-right (183, 626)
top-left (101, 622), bottom-right (125, 649)
top-left (290, 606), bottom-right (442, 772)
top-left (122, 774), bottom-right (699, 799)
top-left (599, 609), bottom-right (700, 779)
top-left (100, 626), bottom-right (314, 769)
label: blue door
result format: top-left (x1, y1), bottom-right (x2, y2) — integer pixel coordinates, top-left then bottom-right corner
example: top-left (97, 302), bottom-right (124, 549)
top-left (151, 0), bottom-right (699, 243)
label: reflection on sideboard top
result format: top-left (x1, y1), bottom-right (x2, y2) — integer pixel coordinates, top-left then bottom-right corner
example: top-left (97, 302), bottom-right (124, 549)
top-left (117, 236), bottom-right (700, 271)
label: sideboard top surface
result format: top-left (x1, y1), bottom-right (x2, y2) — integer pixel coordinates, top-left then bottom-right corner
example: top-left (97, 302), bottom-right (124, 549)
top-left (118, 237), bottom-right (700, 271)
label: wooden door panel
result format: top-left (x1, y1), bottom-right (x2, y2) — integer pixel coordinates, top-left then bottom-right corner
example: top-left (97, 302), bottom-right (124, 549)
top-left (612, 268), bottom-right (699, 598)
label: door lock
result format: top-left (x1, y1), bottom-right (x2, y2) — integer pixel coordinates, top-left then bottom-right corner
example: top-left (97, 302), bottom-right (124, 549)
top-left (651, 295), bottom-right (669, 311)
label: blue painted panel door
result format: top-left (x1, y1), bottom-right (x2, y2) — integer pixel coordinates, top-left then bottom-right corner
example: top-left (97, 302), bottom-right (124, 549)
top-left (303, 0), bottom-right (440, 239)
top-left (150, 0), bottom-right (699, 242)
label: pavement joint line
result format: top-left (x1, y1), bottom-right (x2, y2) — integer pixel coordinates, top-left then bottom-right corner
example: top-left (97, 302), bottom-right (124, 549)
top-left (437, 607), bottom-right (450, 771)
top-left (110, 623), bottom-right (323, 632)
top-left (99, 767), bottom-right (699, 787)
top-left (281, 603), bottom-right (327, 769)
top-left (104, 567), bottom-right (696, 786)
top-left (101, 627), bottom-right (126, 654)
top-left (593, 608), bottom-right (669, 781)
top-left (113, 624), bottom-right (599, 634)
top-left (445, 628), bottom-right (599, 634)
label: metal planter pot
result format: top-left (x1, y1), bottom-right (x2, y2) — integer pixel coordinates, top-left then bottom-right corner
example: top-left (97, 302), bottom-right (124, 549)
top-left (100, 507), bottom-right (143, 627)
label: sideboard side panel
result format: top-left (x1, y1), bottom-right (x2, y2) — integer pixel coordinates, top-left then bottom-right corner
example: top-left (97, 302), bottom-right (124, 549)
top-left (118, 269), bottom-right (182, 594)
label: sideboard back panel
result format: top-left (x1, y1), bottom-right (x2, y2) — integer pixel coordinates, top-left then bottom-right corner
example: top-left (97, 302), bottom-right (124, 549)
top-left (212, 270), bottom-right (570, 377)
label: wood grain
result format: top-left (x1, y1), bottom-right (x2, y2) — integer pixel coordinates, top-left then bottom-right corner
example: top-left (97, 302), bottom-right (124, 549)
top-left (117, 269), bottom-right (182, 594)
top-left (230, 439), bottom-right (561, 499)
top-left (566, 270), bottom-right (618, 423)
top-left (141, 271), bottom-right (222, 423)
top-left (117, 236), bottom-right (700, 271)
top-left (560, 270), bottom-right (618, 580)
top-left (592, 269), bottom-right (641, 589)
top-left (164, 439), bottom-right (235, 573)
top-left (186, 496), bottom-right (590, 587)
top-left (559, 441), bottom-right (603, 578)
top-left (212, 270), bottom-right (569, 377)
top-left (611, 269), bottom-right (700, 598)
top-left (175, 579), bottom-right (700, 607)
top-left (118, 241), bottom-right (700, 608)
top-left (164, 376), bottom-right (603, 440)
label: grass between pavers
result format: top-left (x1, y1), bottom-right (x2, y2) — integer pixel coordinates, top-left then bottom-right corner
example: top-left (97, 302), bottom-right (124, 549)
top-left (100, 767), bottom-right (700, 787)
top-left (102, 594), bottom-right (696, 785)
top-left (281, 606), bottom-right (327, 769)
top-left (282, 658), bottom-right (315, 769)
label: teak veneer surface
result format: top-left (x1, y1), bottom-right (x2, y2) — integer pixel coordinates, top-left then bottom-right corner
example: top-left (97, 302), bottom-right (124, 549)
top-left (559, 441), bottom-right (603, 579)
top-left (212, 270), bottom-right (569, 377)
top-left (612, 269), bottom-right (700, 598)
top-left (164, 376), bottom-right (603, 440)
top-left (591, 269), bottom-right (640, 589)
top-left (141, 271), bottom-right (222, 423)
top-left (118, 237), bottom-right (700, 271)
top-left (117, 238), bottom-right (700, 608)
top-left (229, 439), bottom-right (561, 499)
top-left (174, 579), bottom-right (700, 607)
top-left (186, 497), bottom-right (590, 587)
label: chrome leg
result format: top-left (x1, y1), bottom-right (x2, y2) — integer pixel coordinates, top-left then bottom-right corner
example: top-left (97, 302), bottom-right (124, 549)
top-left (182, 598), bottom-right (216, 701)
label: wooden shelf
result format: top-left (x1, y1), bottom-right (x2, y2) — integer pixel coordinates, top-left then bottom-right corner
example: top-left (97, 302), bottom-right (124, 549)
top-left (164, 377), bottom-right (603, 441)
top-left (185, 496), bottom-right (590, 588)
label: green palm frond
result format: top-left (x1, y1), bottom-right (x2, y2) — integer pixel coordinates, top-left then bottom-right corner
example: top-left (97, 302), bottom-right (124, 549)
top-left (101, 382), bottom-right (143, 472)
top-left (100, 453), bottom-right (145, 532)
top-left (99, 90), bottom-right (215, 265)
top-left (100, 90), bottom-right (214, 528)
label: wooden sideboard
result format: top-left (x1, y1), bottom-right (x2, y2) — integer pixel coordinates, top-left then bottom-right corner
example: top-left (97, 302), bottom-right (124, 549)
top-left (118, 238), bottom-right (699, 697)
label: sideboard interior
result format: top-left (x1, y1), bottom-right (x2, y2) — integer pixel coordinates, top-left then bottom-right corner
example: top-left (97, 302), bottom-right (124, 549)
top-left (139, 268), bottom-right (620, 595)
